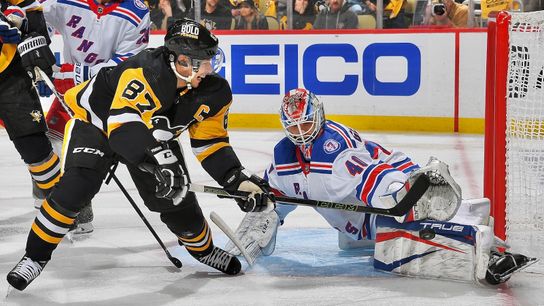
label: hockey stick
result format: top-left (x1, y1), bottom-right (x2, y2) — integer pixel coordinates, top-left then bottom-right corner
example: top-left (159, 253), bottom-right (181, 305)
top-left (189, 174), bottom-right (430, 217)
top-left (34, 66), bottom-right (75, 116)
top-left (104, 162), bottom-right (183, 269)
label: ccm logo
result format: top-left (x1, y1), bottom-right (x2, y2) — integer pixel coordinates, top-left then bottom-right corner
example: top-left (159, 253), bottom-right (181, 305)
top-left (73, 147), bottom-right (105, 157)
top-left (420, 222), bottom-right (464, 232)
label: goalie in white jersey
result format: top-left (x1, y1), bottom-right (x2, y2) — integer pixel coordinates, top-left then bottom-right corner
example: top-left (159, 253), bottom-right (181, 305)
top-left (34, 0), bottom-right (151, 234)
top-left (227, 88), bottom-right (538, 285)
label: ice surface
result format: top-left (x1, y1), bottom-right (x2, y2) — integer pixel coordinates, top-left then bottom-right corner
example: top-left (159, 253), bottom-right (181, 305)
top-left (1, 130), bottom-right (542, 306)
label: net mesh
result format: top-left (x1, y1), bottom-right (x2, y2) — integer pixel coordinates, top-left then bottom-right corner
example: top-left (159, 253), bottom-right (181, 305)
top-left (505, 11), bottom-right (544, 258)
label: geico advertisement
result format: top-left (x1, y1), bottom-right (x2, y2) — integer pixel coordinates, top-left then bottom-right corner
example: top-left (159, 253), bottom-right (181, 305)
top-left (49, 32), bottom-right (487, 118)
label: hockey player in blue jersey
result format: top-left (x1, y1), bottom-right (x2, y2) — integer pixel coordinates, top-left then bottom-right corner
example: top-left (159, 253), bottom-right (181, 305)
top-left (225, 88), bottom-right (538, 285)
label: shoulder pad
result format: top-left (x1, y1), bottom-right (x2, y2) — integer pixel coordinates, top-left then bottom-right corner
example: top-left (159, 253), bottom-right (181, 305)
top-left (192, 75), bottom-right (233, 114)
top-left (118, 0), bottom-right (149, 19)
top-left (322, 121), bottom-right (358, 149)
top-left (273, 138), bottom-right (300, 174)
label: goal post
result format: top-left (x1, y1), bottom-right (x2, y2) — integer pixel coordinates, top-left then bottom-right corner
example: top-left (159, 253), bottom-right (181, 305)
top-left (484, 10), bottom-right (544, 257)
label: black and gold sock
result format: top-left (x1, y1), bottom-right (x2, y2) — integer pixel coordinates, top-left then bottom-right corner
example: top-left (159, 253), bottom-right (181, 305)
top-left (179, 221), bottom-right (214, 258)
top-left (26, 198), bottom-right (77, 261)
top-left (28, 151), bottom-right (62, 197)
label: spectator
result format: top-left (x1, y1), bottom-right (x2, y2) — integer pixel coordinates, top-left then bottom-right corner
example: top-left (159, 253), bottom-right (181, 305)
top-left (364, 0), bottom-right (408, 28)
top-left (229, 0), bottom-right (242, 17)
top-left (254, 0), bottom-right (278, 17)
top-left (279, 0), bottom-right (316, 29)
top-left (313, 0), bottom-right (358, 29)
top-left (234, 0), bottom-right (269, 29)
top-left (150, 0), bottom-right (189, 30)
top-left (427, 0), bottom-right (468, 27)
top-left (346, 0), bottom-right (369, 15)
top-left (190, 0), bottom-right (233, 30)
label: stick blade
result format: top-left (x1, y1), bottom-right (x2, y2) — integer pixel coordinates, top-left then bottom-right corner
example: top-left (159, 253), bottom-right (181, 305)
top-left (210, 211), bottom-right (256, 266)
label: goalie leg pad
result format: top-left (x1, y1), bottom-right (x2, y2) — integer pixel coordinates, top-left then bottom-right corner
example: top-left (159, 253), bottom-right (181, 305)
top-left (373, 217), bottom-right (495, 284)
top-left (225, 210), bottom-right (280, 258)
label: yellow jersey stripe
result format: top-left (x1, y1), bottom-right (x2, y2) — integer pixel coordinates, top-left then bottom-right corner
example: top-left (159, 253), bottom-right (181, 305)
top-left (196, 142), bottom-right (230, 163)
top-left (189, 102), bottom-right (231, 141)
top-left (61, 119), bottom-right (76, 175)
top-left (0, 45), bottom-right (17, 73)
top-left (64, 82), bottom-right (91, 122)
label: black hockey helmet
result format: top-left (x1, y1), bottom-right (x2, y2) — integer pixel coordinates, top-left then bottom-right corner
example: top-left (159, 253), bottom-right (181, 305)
top-left (164, 18), bottom-right (219, 61)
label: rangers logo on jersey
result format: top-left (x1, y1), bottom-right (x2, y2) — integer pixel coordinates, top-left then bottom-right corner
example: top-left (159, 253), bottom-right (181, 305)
top-left (324, 139), bottom-right (340, 154)
top-left (134, 0), bottom-right (147, 10)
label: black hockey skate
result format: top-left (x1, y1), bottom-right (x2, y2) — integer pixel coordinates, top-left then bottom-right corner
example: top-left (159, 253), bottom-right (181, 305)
top-left (196, 246), bottom-right (241, 275)
top-left (485, 251), bottom-right (539, 285)
top-left (7, 256), bottom-right (48, 291)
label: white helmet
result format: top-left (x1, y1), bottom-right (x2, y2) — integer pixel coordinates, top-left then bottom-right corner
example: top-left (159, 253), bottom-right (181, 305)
top-left (279, 88), bottom-right (325, 147)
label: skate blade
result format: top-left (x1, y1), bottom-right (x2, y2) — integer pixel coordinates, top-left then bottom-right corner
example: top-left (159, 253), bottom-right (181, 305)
top-left (68, 231), bottom-right (94, 242)
top-left (65, 229), bottom-right (94, 243)
top-left (5, 285), bottom-right (14, 299)
top-left (516, 257), bottom-right (540, 274)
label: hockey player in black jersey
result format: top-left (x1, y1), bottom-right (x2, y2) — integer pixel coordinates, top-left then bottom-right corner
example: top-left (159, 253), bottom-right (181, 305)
top-left (0, 1), bottom-right (62, 220)
top-left (7, 18), bottom-right (272, 291)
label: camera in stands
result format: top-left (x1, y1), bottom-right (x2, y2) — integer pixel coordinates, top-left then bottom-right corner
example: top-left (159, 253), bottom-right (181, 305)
top-left (432, 3), bottom-right (446, 16)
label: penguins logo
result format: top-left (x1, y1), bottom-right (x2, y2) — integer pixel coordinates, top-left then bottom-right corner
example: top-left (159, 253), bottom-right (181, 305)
top-left (30, 110), bottom-right (43, 123)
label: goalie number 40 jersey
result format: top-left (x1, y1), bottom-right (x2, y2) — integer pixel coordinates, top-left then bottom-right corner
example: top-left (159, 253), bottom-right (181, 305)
top-left (265, 120), bottom-right (420, 241)
top-left (41, 0), bottom-right (150, 73)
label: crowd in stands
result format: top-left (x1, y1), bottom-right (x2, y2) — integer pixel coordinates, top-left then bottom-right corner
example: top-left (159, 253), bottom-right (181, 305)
top-left (145, 0), bottom-right (541, 30)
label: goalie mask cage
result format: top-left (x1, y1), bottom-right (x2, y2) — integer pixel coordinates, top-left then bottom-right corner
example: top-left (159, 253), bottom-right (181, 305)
top-left (484, 10), bottom-right (544, 258)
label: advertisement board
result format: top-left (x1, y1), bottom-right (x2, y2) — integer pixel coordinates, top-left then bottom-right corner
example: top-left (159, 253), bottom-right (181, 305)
top-left (48, 29), bottom-right (487, 132)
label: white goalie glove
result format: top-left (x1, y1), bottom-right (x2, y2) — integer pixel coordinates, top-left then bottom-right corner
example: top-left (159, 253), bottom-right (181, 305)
top-left (381, 157), bottom-right (462, 222)
top-left (413, 156), bottom-right (462, 221)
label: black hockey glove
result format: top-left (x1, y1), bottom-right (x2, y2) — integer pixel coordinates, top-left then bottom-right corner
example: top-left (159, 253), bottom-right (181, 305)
top-left (223, 167), bottom-right (274, 212)
top-left (139, 144), bottom-right (188, 205)
top-left (17, 32), bottom-right (56, 81)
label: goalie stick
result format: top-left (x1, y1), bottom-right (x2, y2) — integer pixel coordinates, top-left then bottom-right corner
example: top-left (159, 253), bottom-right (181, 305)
top-left (209, 211), bottom-right (257, 266)
top-left (190, 174), bottom-right (430, 217)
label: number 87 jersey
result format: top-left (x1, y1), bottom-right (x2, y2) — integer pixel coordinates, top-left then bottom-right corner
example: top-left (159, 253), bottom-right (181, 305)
top-left (63, 47), bottom-right (235, 167)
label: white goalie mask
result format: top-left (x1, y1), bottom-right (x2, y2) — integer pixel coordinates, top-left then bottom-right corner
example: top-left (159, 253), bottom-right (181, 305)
top-left (279, 88), bottom-right (325, 147)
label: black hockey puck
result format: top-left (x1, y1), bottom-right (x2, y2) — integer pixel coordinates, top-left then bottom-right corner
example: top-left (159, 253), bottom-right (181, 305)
top-left (419, 228), bottom-right (435, 240)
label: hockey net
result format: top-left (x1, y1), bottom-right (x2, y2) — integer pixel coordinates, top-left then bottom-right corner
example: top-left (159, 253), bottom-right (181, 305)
top-left (485, 11), bottom-right (544, 261)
